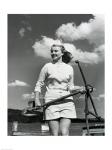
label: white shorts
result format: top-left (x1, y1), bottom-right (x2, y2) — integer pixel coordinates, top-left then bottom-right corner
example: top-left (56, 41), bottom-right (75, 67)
top-left (44, 102), bottom-right (77, 120)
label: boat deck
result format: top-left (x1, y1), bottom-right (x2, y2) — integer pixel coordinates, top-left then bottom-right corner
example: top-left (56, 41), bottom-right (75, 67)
top-left (8, 122), bottom-right (104, 136)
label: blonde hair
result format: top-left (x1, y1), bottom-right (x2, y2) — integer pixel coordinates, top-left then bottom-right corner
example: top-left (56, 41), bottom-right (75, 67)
top-left (51, 44), bottom-right (73, 64)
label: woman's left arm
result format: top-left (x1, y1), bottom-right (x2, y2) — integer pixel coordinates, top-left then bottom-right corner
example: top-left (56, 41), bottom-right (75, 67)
top-left (68, 66), bottom-right (75, 92)
top-left (68, 66), bottom-right (85, 92)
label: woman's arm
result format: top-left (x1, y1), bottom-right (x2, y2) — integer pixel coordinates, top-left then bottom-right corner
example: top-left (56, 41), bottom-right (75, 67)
top-left (68, 66), bottom-right (75, 92)
top-left (34, 64), bottom-right (48, 106)
top-left (34, 91), bottom-right (41, 106)
top-left (68, 66), bottom-right (85, 92)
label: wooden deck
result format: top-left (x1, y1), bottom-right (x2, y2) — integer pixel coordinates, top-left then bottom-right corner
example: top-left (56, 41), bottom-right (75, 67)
top-left (8, 121), bottom-right (104, 136)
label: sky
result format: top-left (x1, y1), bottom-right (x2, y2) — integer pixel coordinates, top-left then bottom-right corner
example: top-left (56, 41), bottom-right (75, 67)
top-left (8, 14), bottom-right (104, 118)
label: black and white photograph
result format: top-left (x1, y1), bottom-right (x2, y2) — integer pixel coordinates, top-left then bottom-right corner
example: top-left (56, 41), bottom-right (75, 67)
top-left (8, 14), bottom-right (105, 136)
top-left (1, 0), bottom-right (112, 149)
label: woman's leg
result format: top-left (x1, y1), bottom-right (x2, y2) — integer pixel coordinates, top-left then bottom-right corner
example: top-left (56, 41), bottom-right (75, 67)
top-left (48, 119), bottom-right (59, 136)
top-left (60, 118), bottom-right (71, 136)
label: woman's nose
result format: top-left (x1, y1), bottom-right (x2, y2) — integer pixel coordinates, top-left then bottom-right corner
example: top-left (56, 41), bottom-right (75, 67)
top-left (52, 51), bottom-right (55, 55)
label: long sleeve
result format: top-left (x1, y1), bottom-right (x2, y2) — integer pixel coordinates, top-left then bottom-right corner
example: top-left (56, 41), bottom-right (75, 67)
top-left (68, 66), bottom-right (75, 91)
top-left (68, 67), bottom-right (84, 91)
top-left (34, 64), bottom-right (48, 93)
top-left (34, 62), bottom-right (76, 102)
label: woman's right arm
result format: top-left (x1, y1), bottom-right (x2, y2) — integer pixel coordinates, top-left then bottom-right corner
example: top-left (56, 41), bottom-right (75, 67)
top-left (34, 91), bottom-right (41, 106)
top-left (34, 64), bottom-right (48, 106)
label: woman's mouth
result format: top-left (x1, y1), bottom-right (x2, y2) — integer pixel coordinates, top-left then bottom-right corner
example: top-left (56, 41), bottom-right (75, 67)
top-left (51, 55), bottom-right (57, 59)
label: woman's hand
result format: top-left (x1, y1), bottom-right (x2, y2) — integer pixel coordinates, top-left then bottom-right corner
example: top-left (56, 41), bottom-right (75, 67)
top-left (79, 86), bottom-right (86, 93)
top-left (35, 99), bottom-right (41, 107)
top-left (71, 86), bottom-right (85, 93)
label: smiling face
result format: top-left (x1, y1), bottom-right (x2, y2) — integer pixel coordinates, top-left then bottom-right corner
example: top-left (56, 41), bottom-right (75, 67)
top-left (51, 45), bottom-right (63, 62)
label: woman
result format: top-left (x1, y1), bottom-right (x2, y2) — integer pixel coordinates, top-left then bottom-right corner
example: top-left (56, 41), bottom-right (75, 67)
top-left (34, 44), bottom-right (77, 136)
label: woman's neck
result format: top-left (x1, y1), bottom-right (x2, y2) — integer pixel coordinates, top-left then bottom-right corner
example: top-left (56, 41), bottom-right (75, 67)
top-left (52, 57), bottom-right (63, 64)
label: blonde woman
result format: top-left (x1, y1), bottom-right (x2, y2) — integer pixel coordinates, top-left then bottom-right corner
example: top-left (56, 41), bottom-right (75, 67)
top-left (34, 44), bottom-right (77, 136)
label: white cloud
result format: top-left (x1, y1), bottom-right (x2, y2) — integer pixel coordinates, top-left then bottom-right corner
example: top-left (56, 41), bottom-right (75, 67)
top-left (32, 36), bottom-right (103, 64)
top-left (22, 92), bottom-right (34, 100)
top-left (85, 14), bottom-right (104, 46)
top-left (97, 94), bottom-right (105, 101)
top-left (32, 36), bottom-right (62, 59)
top-left (92, 94), bottom-right (105, 101)
top-left (56, 14), bottom-right (104, 47)
top-left (8, 80), bottom-right (30, 87)
top-left (56, 14), bottom-right (104, 63)
top-left (99, 94), bottom-right (105, 98)
top-left (32, 15), bottom-right (104, 64)
top-left (18, 27), bottom-right (26, 38)
top-left (18, 24), bottom-right (32, 38)
top-left (27, 26), bottom-right (32, 31)
top-left (64, 43), bottom-right (100, 64)
top-left (22, 92), bottom-right (44, 100)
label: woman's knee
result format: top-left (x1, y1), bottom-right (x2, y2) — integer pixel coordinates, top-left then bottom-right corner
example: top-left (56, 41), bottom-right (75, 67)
top-left (60, 118), bottom-right (71, 136)
top-left (48, 119), bottom-right (59, 136)
top-left (60, 128), bottom-right (69, 136)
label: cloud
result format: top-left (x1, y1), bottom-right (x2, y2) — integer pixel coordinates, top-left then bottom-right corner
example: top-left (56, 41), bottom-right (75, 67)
top-left (32, 36), bottom-right (103, 64)
top-left (18, 27), bottom-right (26, 38)
top-left (56, 14), bottom-right (104, 47)
top-left (27, 26), bottom-right (32, 31)
top-left (56, 14), bottom-right (104, 63)
top-left (18, 26), bottom-right (32, 38)
top-left (22, 92), bottom-right (44, 100)
top-left (97, 94), bottom-right (105, 101)
top-left (22, 92), bottom-right (34, 100)
top-left (19, 18), bottom-right (32, 38)
top-left (32, 15), bottom-right (104, 64)
top-left (91, 94), bottom-right (105, 102)
top-left (8, 80), bottom-right (30, 87)
top-left (64, 43), bottom-right (101, 64)
top-left (32, 36), bottom-right (62, 59)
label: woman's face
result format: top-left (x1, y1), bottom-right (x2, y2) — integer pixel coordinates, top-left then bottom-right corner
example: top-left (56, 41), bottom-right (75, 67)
top-left (51, 46), bottom-right (63, 61)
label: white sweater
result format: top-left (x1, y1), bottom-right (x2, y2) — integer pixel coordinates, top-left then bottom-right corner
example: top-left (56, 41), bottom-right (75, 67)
top-left (34, 62), bottom-right (75, 102)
